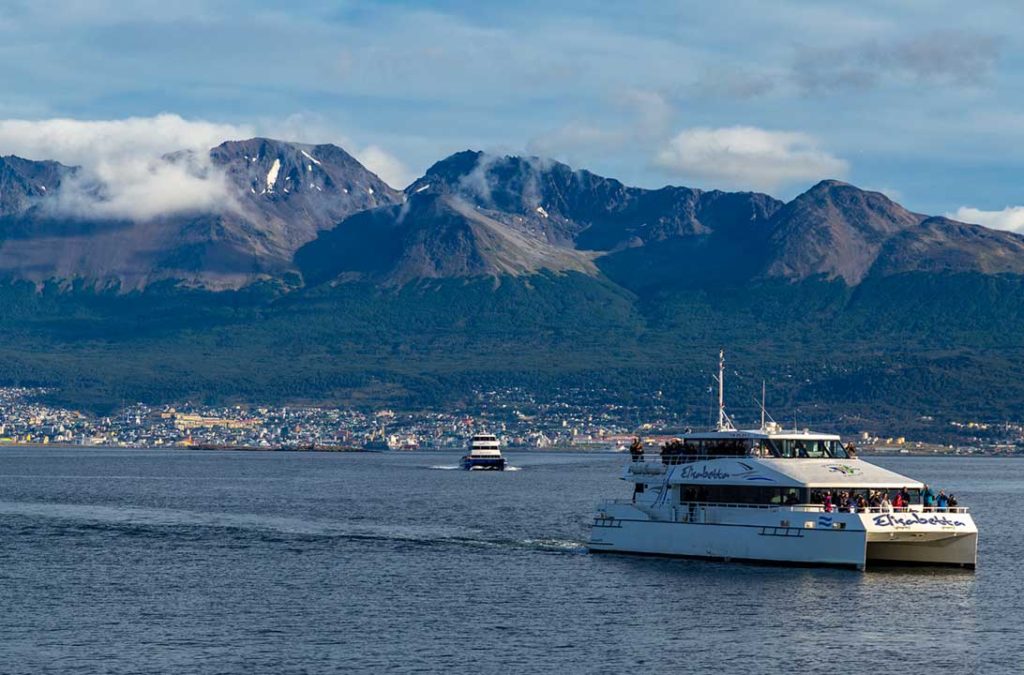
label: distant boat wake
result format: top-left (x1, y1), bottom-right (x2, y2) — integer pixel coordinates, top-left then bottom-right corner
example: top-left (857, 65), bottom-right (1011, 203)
top-left (428, 464), bottom-right (521, 471)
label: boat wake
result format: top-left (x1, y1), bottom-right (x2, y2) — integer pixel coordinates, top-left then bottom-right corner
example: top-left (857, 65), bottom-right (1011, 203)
top-left (0, 500), bottom-right (585, 555)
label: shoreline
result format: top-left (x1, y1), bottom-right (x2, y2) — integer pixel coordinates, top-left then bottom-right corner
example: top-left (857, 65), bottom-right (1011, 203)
top-left (0, 443), bottom-right (1021, 458)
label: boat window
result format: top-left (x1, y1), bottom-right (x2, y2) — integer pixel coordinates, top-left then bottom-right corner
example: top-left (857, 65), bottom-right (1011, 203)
top-left (825, 440), bottom-right (848, 458)
top-left (678, 485), bottom-right (808, 505)
top-left (762, 439), bottom-right (848, 458)
top-left (764, 439), bottom-right (788, 457)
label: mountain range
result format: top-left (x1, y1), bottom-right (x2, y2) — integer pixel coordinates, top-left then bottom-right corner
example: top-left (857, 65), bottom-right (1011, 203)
top-left (5, 139), bottom-right (1024, 290)
top-left (2, 138), bottom-right (1024, 435)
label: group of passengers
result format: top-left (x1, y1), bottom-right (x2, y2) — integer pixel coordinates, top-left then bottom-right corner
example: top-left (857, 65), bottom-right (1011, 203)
top-left (656, 438), bottom-right (748, 463)
top-left (921, 484), bottom-right (958, 511)
top-left (813, 486), bottom-right (958, 513)
top-left (815, 489), bottom-right (893, 513)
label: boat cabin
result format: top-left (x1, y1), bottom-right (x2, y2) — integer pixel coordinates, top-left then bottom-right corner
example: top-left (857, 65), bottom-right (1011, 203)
top-left (654, 429), bottom-right (851, 464)
top-left (626, 429), bottom-right (927, 510)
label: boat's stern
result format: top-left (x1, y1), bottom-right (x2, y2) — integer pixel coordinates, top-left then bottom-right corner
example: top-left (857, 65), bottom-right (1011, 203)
top-left (862, 508), bottom-right (977, 569)
top-left (461, 455), bottom-right (506, 470)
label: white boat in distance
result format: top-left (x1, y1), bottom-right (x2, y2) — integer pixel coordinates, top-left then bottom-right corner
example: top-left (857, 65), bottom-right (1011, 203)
top-left (588, 352), bottom-right (978, 570)
top-left (461, 433), bottom-right (506, 471)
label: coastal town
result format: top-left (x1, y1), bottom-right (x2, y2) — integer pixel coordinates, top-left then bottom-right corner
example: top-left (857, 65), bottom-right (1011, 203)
top-left (1, 386), bottom-right (1023, 455)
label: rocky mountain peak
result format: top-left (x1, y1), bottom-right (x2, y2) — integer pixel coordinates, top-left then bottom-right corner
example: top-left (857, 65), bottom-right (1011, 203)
top-left (0, 155), bottom-right (73, 217)
top-left (211, 138), bottom-right (401, 234)
top-left (765, 179), bottom-right (926, 284)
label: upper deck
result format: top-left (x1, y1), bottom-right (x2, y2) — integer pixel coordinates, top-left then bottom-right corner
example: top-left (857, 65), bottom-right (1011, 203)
top-left (643, 427), bottom-right (850, 463)
top-left (468, 433), bottom-right (502, 456)
top-left (626, 456), bottom-right (922, 490)
top-left (625, 427), bottom-right (920, 489)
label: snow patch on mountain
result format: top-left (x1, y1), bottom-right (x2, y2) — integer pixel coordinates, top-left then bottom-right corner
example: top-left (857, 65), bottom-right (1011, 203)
top-left (265, 158), bottom-right (281, 191)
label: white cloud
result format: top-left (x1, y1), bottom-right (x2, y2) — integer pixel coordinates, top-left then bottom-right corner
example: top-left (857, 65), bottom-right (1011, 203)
top-left (0, 114), bottom-right (253, 221)
top-left (0, 114), bottom-right (251, 166)
top-left (653, 125), bottom-right (848, 192)
top-left (950, 206), bottom-right (1024, 233)
top-left (0, 113), bottom-right (414, 217)
top-left (351, 145), bottom-right (413, 189)
top-left (51, 154), bottom-right (245, 222)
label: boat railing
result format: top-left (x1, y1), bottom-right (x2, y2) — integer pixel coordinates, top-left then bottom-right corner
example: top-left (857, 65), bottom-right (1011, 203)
top-left (804, 504), bottom-right (970, 515)
top-left (607, 499), bottom-right (785, 511)
top-left (602, 500), bottom-right (969, 514)
top-left (631, 453), bottom-right (754, 465)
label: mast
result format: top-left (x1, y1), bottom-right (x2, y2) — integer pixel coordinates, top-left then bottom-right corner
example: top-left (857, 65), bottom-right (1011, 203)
top-left (717, 349), bottom-right (726, 431)
top-left (761, 380), bottom-right (766, 431)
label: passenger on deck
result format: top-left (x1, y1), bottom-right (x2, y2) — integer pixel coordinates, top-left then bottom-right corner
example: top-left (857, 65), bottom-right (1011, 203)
top-left (948, 494), bottom-right (959, 509)
top-left (629, 437), bottom-right (644, 462)
top-left (661, 439), bottom-right (683, 465)
top-left (880, 493), bottom-right (892, 512)
top-left (937, 491), bottom-right (949, 511)
top-left (922, 485), bottom-right (936, 508)
top-left (892, 491), bottom-right (906, 509)
top-left (899, 487), bottom-right (911, 506)
top-left (823, 492), bottom-right (834, 513)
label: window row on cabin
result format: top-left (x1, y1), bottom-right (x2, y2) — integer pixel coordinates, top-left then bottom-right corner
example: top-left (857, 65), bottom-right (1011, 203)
top-left (662, 439), bottom-right (850, 459)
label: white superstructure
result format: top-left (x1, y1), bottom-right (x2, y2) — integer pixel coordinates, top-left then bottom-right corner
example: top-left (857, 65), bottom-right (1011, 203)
top-left (588, 352), bottom-right (978, 570)
top-left (468, 434), bottom-right (501, 456)
top-left (461, 433), bottom-right (506, 470)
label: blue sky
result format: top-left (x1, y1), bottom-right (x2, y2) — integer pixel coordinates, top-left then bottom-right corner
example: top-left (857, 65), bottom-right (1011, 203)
top-left (1, 1), bottom-right (1023, 228)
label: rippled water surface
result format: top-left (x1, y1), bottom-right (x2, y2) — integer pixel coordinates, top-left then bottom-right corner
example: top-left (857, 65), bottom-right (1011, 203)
top-left (0, 448), bottom-right (1019, 673)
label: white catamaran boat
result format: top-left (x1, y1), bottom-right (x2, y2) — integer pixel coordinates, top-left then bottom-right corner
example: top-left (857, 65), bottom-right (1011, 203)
top-left (588, 352), bottom-right (978, 570)
top-left (461, 433), bottom-right (506, 471)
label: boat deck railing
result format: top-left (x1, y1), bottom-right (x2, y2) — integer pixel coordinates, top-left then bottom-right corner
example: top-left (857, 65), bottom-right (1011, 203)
top-left (629, 454), bottom-right (752, 465)
top-left (819, 505), bottom-right (970, 515)
top-left (602, 499), bottom-right (969, 514)
top-left (627, 453), bottom-right (854, 466)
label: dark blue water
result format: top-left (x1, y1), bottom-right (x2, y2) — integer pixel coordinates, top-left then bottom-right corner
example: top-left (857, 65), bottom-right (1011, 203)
top-left (0, 449), bottom-right (1019, 674)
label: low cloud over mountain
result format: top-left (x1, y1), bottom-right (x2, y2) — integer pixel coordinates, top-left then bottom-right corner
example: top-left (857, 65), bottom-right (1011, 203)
top-left (0, 115), bottom-right (252, 221)
top-left (653, 126), bottom-right (848, 193)
top-left (950, 206), bottom-right (1024, 234)
top-left (0, 115), bottom-right (410, 222)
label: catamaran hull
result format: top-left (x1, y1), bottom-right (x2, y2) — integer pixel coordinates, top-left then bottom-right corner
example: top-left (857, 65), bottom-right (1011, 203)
top-left (589, 506), bottom-right (977, 570)
top-left (590, 518), bottom-right (868, 569)
top-left (461, 457), bottom-right (506, 471)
